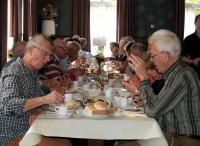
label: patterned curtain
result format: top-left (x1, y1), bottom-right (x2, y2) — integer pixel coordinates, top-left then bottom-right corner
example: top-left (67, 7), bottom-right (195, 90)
top-left (72, 0), bottom-right (90, 51)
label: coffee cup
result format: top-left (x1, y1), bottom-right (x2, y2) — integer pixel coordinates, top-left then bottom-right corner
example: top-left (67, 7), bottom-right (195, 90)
top-left (64, 94), bottom-right (73, 102)
top-left (124, 74), bottom-right (130, 82)
top-left (55, 105), bottom-right (68, 115)
top-left (105, 88), bottom-right (113, 99)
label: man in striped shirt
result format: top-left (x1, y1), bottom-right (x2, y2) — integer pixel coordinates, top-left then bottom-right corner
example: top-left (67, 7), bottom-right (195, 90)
top-left (39, 39), bottom-right (69, 80)
top-left (128, 29), bottom-right (200, 146)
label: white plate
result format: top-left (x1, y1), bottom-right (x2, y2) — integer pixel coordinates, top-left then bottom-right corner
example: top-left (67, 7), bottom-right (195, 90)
top-left (49, 104), bottom-right (78, 113)
top-left (76, 109), bottom-right (112, 120)
top-left (65, 88), bottom-right (80, 93)
top-left (123, 107), bottom-right (144, 114)
top-left (41, 111), bottom-right (72, 119)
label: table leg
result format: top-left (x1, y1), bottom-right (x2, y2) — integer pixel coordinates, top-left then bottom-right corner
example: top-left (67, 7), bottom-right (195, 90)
top-left (88, 139), bottom-right (104, 146)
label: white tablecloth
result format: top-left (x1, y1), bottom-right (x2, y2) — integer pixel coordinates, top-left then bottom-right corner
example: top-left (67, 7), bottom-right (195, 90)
top-left (19, 111), bottom-right (168, 146)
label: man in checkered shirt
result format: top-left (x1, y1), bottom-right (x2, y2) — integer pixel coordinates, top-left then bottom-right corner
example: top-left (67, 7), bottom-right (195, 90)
top-left (0, 34), bottom-right (71, 146)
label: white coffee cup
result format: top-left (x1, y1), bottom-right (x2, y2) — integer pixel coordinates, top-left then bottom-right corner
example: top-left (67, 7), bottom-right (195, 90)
top-left (64, 94), bottom-right (73, 102)
top-left (55, 106), bottom-right (68, 115)
top-left (124, 74), bottom-right (130, 81)
top-left (105, 88), bottom-right (113, 99)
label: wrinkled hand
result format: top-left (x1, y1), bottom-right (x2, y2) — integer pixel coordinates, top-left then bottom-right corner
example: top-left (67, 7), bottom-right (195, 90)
top-left (44, 90), bottom-right (64, 105)
top-left (122, 81), bottom-right (139, 96)
top-left (59, 79), bottom-right (72, 88)
top-left (69, 68), bottom-right (85, 80)
top-left (128, 54), bottom-right (149, 80)
top-left (193, 58), bottom-right (200, 66)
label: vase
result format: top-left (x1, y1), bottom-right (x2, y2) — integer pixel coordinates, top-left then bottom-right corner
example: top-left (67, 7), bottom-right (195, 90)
top-left (42, 20), bottom-right (56, 36)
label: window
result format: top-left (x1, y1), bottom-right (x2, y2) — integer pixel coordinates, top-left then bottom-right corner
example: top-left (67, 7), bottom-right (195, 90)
top-left (184, 0), bottom-right (200, 38)
top-left (90, 0), bottom-right (117, 57)
top-left (7, 0), bottom-right (14, 61)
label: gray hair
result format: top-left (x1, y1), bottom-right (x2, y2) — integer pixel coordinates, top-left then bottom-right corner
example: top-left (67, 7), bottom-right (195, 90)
top-left (25, 34), bottom-right (51, 52)
top-left (148, 29), bottom-right (181, 58)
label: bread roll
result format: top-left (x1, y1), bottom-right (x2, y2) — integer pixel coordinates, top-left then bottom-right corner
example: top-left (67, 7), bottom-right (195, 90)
top-left (94, 101), bottom-right (108, 110)
top-left (85, 101), bottom-right (109, 115)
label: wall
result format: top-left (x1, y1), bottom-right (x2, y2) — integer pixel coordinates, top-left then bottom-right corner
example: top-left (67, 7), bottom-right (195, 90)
top-left (132, 0), bottom-right (173, 40)
top-left (56, 0), bottom-right (72, 36)
top-left (37, 0), bottom-right (174, 39)
top-left (37, 0), bottom-right (72, 37)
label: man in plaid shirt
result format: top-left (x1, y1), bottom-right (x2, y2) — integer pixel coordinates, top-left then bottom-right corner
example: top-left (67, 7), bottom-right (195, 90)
top-left (0, 34), bottom-right (71, 146)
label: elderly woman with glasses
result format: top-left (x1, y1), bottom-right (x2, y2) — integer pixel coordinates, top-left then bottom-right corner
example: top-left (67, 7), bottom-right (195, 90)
top-left (66, 41), bottom-right (86, 81)
top-left (122, 42), bottom-right (163, 106)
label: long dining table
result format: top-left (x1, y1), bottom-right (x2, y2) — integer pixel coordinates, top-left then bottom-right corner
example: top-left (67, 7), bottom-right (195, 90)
top-left (19, 110), bottom-right (168, 146)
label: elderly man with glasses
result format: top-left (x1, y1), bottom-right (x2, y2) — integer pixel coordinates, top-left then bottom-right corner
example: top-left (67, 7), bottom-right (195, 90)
top-left (128, 29), bottom-right (200, 146)
top-left (39, 38), bottom-right (74, 92)
top-left (0, 34), bottom-right (71, 146)
top-left (39, 38), bottom-right (69, 80)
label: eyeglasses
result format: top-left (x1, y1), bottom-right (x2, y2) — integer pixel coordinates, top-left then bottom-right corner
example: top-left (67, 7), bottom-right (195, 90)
top-left (148, 51), bottom-right (166, 59)
top-left (34, 46), bottom-right (53, 58)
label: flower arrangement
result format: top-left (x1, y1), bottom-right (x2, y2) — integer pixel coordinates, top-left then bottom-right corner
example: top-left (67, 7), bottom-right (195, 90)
top-left (40, 1), bottom-right (59, 20)
top-left (7, 50), bottom-right (14, 59)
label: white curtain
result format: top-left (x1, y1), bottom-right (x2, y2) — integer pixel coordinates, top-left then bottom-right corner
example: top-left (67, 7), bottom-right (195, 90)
top-left (90, 1), bottom-right (117, 57)
top-left (184, 6), bottom-right (195, 38)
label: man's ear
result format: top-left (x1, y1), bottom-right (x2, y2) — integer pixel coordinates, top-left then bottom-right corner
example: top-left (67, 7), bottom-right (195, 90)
top-left (27, 46), bottom-right (35, 55)
top-left (164, 52), bottom-right (170, 62)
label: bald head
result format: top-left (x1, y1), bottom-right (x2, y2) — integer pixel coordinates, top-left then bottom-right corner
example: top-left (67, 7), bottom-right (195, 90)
top-left (53, 39), bottom-right (67, 58)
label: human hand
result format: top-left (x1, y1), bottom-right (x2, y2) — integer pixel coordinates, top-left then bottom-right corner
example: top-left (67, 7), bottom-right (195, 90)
top-left (43, 90), bottom-right (64, 105)
top-left (128, 54), bottom-right (148, 80)
top-left (193, 58), bottom-right (200, 66)
top-left (122, 81), bottom-right (139, 96)
top-left (69, 68), bottom-right (85, 80)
